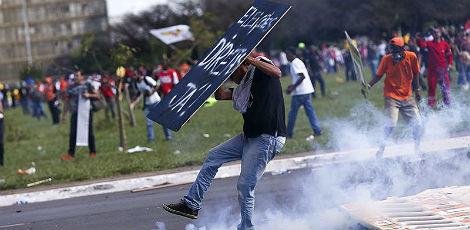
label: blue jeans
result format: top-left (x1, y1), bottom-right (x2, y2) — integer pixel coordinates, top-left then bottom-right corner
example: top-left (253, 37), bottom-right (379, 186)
top-left (369, 59), bottom-right (378, 78)
top-left (457, 61), bottom-right (470, 86)
top-left (183, 134), bottom-right (286, 230)
top-left (287, 94), bottom-right (321, 137)
top-left (32, 101), bottom-right (46, 120)
top-left (144, 106), bottom-right (172, 141)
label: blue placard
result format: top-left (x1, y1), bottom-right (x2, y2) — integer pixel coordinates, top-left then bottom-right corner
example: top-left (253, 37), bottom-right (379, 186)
top-left (147, 0), bottom-right (291, 131)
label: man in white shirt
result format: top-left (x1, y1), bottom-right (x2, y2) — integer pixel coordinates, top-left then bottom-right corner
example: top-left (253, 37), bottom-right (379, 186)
top-left (285, 48), bottom-right (322, 139)
top-left (135, 74), bottom-right (162, 142)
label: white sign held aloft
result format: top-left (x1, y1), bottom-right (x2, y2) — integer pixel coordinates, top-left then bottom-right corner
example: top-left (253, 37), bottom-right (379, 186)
top-left (150, 25), bottom-right (194, 45)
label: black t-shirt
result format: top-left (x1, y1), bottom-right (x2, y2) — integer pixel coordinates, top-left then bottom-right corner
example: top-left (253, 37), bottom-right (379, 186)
top-left (242, 68), bottom-right (287, 138)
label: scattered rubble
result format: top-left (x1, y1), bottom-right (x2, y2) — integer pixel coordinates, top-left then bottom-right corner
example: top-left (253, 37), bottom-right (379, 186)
top-left (17, 162), bottom-right (36, 175)
top-left (127, 146), bottom-right (153, 153)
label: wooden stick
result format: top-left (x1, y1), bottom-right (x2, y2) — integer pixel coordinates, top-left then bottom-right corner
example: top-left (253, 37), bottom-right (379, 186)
top-left (27, 178), bottom-right (52, 187)
top-left (124, 85), bottom-right (137, 127)
top-left (116, 78), bottom-right (127, 149)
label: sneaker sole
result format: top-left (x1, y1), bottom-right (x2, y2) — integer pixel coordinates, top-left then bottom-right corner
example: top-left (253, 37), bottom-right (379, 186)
top-left (162, 204), bottom-right (198, 219)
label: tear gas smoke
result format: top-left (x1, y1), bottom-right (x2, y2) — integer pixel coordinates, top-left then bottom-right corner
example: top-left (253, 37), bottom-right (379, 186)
top-left (177, 95), bottom-right (470, 229)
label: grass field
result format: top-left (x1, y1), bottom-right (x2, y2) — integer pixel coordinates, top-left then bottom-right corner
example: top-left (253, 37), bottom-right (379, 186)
top-left (0, 70), bottom-right (468, 190)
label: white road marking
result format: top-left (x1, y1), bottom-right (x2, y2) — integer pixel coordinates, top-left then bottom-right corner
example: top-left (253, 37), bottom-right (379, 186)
top-left (0, 136), bottom-right (468, 208)
top-left (0, 223), bottom-right (27, 229)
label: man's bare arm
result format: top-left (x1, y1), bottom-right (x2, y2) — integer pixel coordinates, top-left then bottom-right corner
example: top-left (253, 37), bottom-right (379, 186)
top-left (412, 72), bottom-right (422, 102)
top-left (245, 56), bottom-right (282, 78)
top-left (286, 73), bottom-right (306, 94)
top-left (368, 74), bottom-right (382, 88)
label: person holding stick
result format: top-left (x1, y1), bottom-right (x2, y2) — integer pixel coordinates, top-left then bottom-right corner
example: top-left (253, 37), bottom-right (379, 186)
top-left (366, 37), bottom-right (423, 158)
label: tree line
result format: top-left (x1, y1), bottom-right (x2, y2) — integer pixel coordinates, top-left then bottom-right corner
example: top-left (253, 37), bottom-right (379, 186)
top-left (27, 0), bottom-right (469, 78)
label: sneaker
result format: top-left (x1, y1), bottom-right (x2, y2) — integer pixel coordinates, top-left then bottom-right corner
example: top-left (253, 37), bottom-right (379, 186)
top-left (89, 152), bottom-right (96, 158)
top-left (305, 135), bottom-right (315, 141)
top-left (162, 200), bottom-right (198, 219)
top-left (60, 154), bottom-right (74, 161)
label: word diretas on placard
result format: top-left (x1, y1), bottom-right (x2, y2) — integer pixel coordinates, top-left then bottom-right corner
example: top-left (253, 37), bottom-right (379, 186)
top-left (197, 38), bottom-right (248, 77)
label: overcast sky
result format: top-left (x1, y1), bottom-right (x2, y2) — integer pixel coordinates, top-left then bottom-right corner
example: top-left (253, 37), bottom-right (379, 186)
top-left (106, 0), bottom-right (167, 18)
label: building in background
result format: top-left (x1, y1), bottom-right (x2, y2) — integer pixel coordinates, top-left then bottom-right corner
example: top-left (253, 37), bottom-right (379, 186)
top-left (0, 0), bottom-right (108, 81)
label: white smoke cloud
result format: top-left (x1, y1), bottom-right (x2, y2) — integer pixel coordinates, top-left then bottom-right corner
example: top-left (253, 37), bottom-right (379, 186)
top-left (184, 94), bottom-right (470, 230)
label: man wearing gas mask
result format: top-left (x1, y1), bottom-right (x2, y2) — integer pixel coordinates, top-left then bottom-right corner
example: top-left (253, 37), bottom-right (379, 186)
top-left (366, 37), bottom-right (422, 158)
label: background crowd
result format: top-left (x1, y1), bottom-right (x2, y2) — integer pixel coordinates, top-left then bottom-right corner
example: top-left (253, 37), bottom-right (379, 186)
top-left (0, 22), bottom-right (469, 166)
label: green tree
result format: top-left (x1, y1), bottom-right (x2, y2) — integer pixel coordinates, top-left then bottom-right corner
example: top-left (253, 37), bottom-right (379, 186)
top-left (70, 33), bottom-right (111, 73)
top-left (19, 65), bottom-right (43, 81)
top-left (33, 0), bottom-right (470, 84)
top-left (110, 44), bottom-right (136, 69)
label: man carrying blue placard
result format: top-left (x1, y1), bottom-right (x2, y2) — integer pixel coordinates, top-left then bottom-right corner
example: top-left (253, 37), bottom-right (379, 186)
top-left (162, 54), bottom-right (287, 230)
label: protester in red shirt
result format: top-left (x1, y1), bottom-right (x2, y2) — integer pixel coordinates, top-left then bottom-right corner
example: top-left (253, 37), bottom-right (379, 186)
top-left (59, 75), bottom-right (69, 93)
top-left (44, 77), bottom-right (56, 102)
top-left (100, 75), bottom-right (116, 120)
top-left (419, 29), bottom-right (453, 107)
top-left (158, 64), bottom-right (179, 96)
top-left (156, 64), bottom-right (179, 141)
top-left (59, 75), bottom-right (70, 123)
top-left (125, 67), bottom-right (136, 79)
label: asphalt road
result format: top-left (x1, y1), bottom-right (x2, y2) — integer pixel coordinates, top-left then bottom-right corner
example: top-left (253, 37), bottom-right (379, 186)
top-left (0, 167), bottom-right (309, 230)
top-left (1, 150), bottom-right (469, 230)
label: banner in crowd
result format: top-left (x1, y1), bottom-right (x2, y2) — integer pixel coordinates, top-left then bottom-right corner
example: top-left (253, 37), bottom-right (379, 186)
top-left (345, 31), bottom-right (368, 97)
top-left (147, 0), bottom-right (291, 131)
top-left (76, 94), bottom-right (90, 146)
top-left (150, 25), bottom-right (194, 45)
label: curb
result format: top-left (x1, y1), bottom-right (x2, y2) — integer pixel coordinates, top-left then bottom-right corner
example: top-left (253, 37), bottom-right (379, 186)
top-left (1, 136), bottom-right (469, 207)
